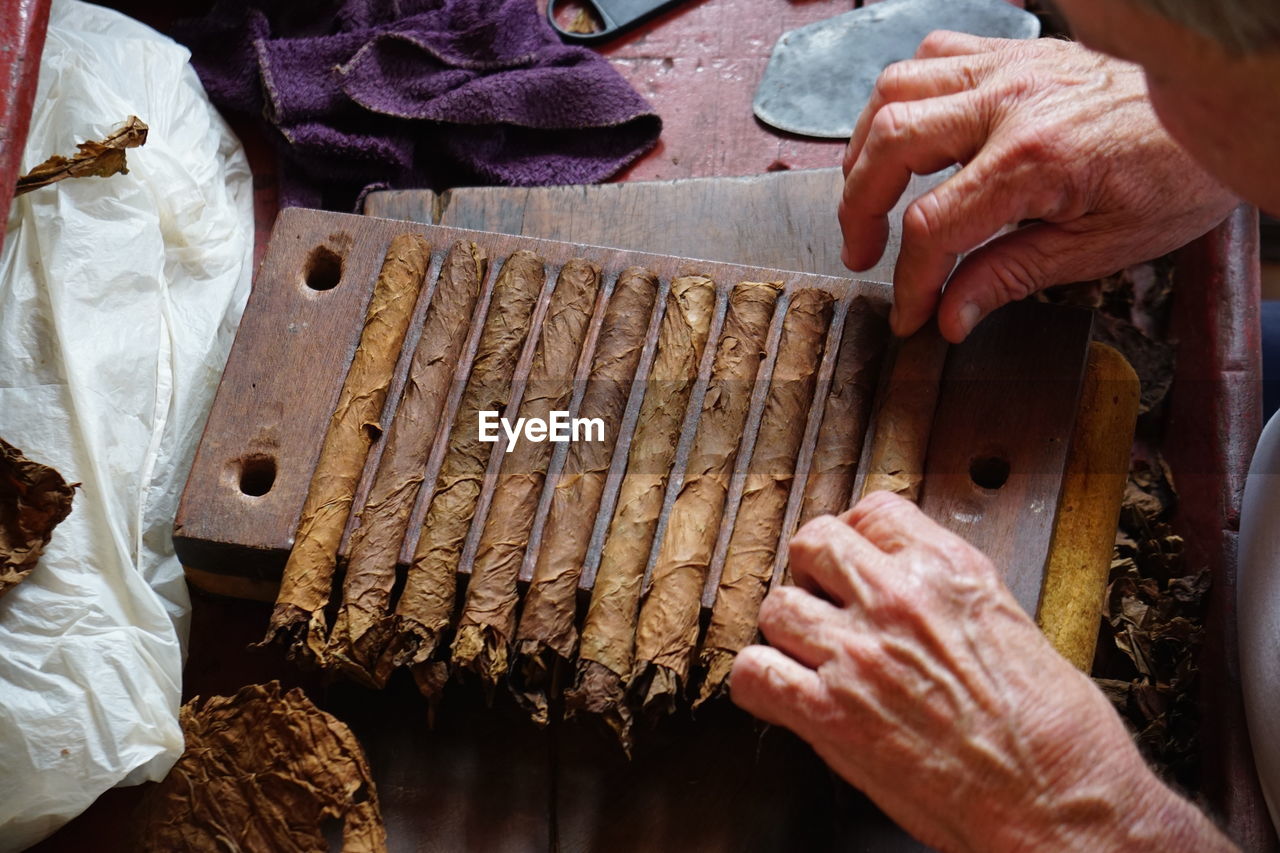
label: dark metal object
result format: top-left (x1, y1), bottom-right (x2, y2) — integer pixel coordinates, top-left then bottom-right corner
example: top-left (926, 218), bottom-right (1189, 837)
top-left (754, 0), bottom-right (1039, 139)
top-left (547, 0), bottom-right (688, 44)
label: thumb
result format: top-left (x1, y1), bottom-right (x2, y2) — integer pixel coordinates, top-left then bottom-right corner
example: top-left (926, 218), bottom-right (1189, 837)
top-left (936, 223), bottom-right (1086, 343)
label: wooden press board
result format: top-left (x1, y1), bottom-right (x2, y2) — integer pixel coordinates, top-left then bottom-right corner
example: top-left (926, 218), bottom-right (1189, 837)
top-left (170, 174), bottom-right (1097, 853)
top-left (177, 197), bottom-right (1091, 620)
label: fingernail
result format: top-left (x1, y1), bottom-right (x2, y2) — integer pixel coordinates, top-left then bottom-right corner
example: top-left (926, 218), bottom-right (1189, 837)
top-left (958, 302), bottom-right (982, 338)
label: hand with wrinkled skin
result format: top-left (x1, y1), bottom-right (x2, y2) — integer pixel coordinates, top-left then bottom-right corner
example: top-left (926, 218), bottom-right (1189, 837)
top-left (839, 32), bottom-right (1238, 343)
top-left (730, 491), bottom-right (1236, 853)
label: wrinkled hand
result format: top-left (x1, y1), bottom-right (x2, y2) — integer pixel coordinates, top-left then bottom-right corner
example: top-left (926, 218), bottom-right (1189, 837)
top-left (730, 491), bottom-right (1235, 853)
top-left (840, 32), bottom-right (1238, 343)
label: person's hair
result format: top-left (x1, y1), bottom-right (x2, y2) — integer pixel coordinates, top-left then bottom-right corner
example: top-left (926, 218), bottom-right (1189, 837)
top-left (1130, 0), bottom-right (1280, 54)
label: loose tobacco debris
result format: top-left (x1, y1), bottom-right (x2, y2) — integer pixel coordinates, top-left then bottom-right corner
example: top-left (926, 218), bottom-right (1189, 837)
top-left (1094, 455), bottom-right (1207, 791)
top-left (133, 681), bottom-right (386, 853)
top-left (0, 438), bottom-right (75, 598)
top-left (15, 116), bottom-right (148, 196)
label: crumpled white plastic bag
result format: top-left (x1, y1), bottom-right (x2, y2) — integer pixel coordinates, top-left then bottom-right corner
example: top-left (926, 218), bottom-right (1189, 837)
top-left (0, 2), bottom-right (253, 848)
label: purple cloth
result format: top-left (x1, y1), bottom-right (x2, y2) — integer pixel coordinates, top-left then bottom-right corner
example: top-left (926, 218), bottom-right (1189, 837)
top-left (174, 0), bottom-right (661, 210)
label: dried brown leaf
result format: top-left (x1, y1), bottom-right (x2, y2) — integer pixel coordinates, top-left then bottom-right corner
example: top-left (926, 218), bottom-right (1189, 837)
top-left (16, 116), bottom-right (148, 196)
top-left (134, 682), bottom-right (386, 853)
top-left (0, 438), bottom-right (75, 598)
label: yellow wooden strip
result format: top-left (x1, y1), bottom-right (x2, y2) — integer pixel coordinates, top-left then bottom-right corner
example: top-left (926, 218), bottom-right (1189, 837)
top-left (1038, 342), bottom-right (1140, 671)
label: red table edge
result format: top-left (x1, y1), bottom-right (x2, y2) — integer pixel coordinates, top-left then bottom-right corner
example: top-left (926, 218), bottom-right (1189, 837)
top-left (1166, 205), bottom-right (1276, 848)
top-left (0, 0), bottom-right (52, 258)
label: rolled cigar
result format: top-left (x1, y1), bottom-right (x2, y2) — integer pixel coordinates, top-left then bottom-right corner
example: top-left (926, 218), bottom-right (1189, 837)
top-left (511, 267), bottom-right (659, 723)
top-left (796, 296), bottom-right (889, 526)
top-left (696, 289), bottom-right (833, 704)
top-left (326, 240), bottom-right (487, 685)
top-left (629, 280), bottom-right (782, 717)
top-left (567, 275), bottom-right (716, 747)
top-left (263, 234), bottom-right (430, 664)
top-left (452, 258), bottom-right (602, 686)
top-left (382, 251), bottom-right (545, 696)
top-left (858, 327), bottom-right (949, 502)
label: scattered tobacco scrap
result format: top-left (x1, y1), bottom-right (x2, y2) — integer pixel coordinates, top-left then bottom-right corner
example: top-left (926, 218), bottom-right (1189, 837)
top-left (1041, 259), bottom-right (1202, 791)
top-left (15, 116), bottom-right (148, 196)
top-left (0, 438), bottom-right (75, 598)
top-left (134, 681), bottom-right (387, 853)
top-left (1037, 258), bottom-right (1176, 415)
top-left (1094, 455), bottom-right (1206, 792)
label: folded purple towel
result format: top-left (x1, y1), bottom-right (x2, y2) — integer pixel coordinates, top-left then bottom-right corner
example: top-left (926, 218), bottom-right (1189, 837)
top-left (175, 0), bottom-right (662, 210)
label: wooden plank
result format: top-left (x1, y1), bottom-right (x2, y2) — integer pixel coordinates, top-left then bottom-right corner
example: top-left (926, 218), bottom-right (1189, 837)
top-left (175, 207), bottom-right (891, 591)
top-left (173, 221), bottom-right (394, 578)
top-left (919, 300), bottom-right (1093, 615)
top-left (1038, 342), bottom-right (1140, 670)
top-left (365, 169), bottom-right (943, 285)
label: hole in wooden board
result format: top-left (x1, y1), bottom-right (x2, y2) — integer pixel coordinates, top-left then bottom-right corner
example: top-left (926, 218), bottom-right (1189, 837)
top-left (969, 454), bottom-right (1010, 491)
top-left (239, 454), bottom-right (277, 496)
top-left (304, 245), bottom-right (343, 291)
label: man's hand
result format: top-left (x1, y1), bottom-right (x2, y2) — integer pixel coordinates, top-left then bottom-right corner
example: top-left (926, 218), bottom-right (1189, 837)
top-left (840, 32), bottom-right (1238, 343)
top-left (730, 491), bottom-right (1235, 853)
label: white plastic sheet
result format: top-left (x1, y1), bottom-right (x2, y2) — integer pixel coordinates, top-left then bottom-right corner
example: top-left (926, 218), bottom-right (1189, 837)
top-left (0, 2), bottom-right (253, 848)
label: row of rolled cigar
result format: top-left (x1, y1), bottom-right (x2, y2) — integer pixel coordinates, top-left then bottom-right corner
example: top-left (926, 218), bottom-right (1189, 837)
top-left (264, 234), bottom-right (889, 749)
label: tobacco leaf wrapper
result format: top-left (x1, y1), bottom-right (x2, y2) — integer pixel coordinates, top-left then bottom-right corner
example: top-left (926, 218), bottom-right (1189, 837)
top-left (697, 289), bottom-right (833, 704)
top-left (0, 438), bottom-right (75, 598)
top-left (512, 267), bottom-right (658, 722)
top-left (265, 234), bottom-right (430, 663)
top-left (859, 327), bottom-right (948, 503)
top-left (452, 258), bottom-right (603, 685)
top-left (630, 280), bottom-right (782, 716)
top-left (387, 251), bottom-right (545, 695)
top-left (797, 296), bottom-right (889, 527)
top-left (567, 275), bottom-right (716, 745)
top-left (327, 241), bottom-right (487, 684)
top-left (133, 681), bottom-right (386, 853)
top-left (15, 116), bottom-right (148, 196)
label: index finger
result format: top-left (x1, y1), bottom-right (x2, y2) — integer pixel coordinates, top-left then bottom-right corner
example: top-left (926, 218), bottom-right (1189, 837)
top-left (890, 146), bottom-right (1070, 339)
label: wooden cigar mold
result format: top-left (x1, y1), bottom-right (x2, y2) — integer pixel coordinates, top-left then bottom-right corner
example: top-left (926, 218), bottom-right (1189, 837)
top-left (176, 208), bottom-right (1093, 627)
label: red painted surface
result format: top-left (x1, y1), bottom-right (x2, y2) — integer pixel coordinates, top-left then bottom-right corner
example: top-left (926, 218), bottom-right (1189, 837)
top-left (1165, 206), bottom-right (1274, 849)
top-left (588, 0), bottom-right (852, 180)
top-left (580, 0), bottom-right (1024, 181)
top-left (0, 0), bottom-right (51, 255)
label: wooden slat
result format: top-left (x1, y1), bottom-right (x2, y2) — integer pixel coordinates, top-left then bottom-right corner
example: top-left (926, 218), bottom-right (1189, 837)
top-left (919, 300), bottom-right (1093, 615)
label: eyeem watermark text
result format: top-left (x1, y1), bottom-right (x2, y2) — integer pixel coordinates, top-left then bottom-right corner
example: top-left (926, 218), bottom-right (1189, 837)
top-left (478, 410), bottom-right (604, 452)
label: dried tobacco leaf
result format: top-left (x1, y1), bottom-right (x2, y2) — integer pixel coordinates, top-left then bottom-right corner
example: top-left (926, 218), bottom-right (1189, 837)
top-left (1094, 452), bottom-right (1206, 791)
top-left (15, 116), bottom-right (148, 196)
top-left (1092, 313), bottom-right (1174, 415)
top-left (630, 279), bottom-right (782, 718)
top-left (327, 240), bottom-right (487, 686)
top-left (858, 328), bottom-right (948, 502)
top-left (796, 297), bottom-right (888, 526)
top-left (567, 274), bottom-right (716, 747)
top-left (385, 251), bottom-right (545, 696)
top-left (453, 258), bottom-right (602, 685)
top-left (0, 438), bottom-right (75, 598)
top-left (1038, 261), bottom-right (1176, 414)
top-left (512, 267), bottom-right (659, 723)
top-left (697, 289), bottom-right (833, 704)
top-left (265, 234), bottom-right (431, 664)
top-left (133, 681), bottom-right (386, 853)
